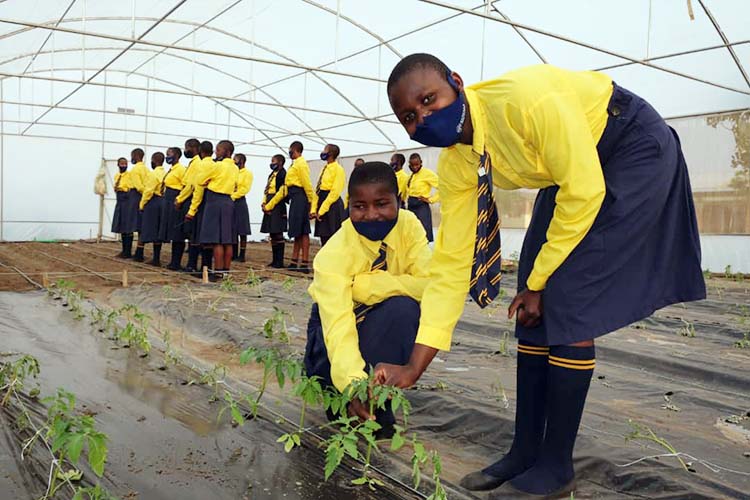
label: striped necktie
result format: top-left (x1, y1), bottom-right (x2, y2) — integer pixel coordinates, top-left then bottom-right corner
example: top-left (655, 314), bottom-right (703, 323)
top-left (264, 171), bottom-right (276, 197)
top-left (353, 241), bottom-right (387, 324)
top-left (315, 164), bottom-right (329, 194)
top-left (469, 152), bottom-right (502, 308)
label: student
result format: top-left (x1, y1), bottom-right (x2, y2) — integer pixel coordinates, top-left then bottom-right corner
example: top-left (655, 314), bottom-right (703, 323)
top-left (260, 154), bottom-right (288, 269)
top-left (128, 148), bottom-right (149, 261)
top-left (263, 141), bottom-right (314, 272)
top-left (405, 152), bottom-right (439, 242)
top-left (311, 144), bottom-right (346, 247)
top-left (138, 152), bottom-right (167, 265)
top-left (196, 140), bottom-right (239, 275)
top-left (354, 158), bottom-right (365, 169)
top-left (175, 138), bottom-right (202, 272)
top-left (376, 54), bottom-right (706, 497)
top-left (184, 141), bottom-right (216, 272)
top-left (231, 153), bottom-right (253, 262)
top-left (304, 161), bottom-right (431, 431)
top-left (161, 147), bottom-right (187, 270)
top-left (390, 153), bottom-right (409, 208)
top-left (112, 157), bottom-right (136, 258)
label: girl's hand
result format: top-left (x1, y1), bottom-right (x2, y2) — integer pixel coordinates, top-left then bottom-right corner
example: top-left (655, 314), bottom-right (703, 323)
top-left (509, 289), bottom-right (543, 328)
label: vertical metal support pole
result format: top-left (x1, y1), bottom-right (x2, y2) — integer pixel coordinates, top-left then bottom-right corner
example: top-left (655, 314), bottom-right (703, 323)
top-left (334, 0), bottom-right (341, 68)
top-left (82, 0), bottom-right (86, 81)
top-left (0, 82), bottom-right (4, 242)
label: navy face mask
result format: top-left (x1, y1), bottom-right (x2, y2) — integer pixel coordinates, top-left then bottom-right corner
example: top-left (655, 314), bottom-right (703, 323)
top-left (131, 158), bottom-right (137, 165)
top-left (118, 166), bottom-right (127, 172)
top-left (270, 163), bottom-right (279, 171)
top-left (320, 152), bottom-right (329, 161)
top-left (165, 155), bottom-right (175, 165)
top-left (288, 150), bottom-right (294, 159)
top-left (352, 214), bottom-right (398, 242)
top-left (390, 162), bottom-right (399, 170)
top-left (185, 151), bottom-right (195, 159)
top-left (410, 70), bottom-right (466, 148)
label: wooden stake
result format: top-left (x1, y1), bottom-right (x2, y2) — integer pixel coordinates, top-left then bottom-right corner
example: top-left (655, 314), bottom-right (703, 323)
top-left (42, 272), bottom-right (49, 288)
top-left (122, 269), bottom-right (128, 288)
top-left (202, 266), bottom-right (209, 284)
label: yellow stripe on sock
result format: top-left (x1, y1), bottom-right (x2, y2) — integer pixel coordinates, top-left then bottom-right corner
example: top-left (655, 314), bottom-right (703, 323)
top-left (518, 348), bottom-right (549, 356)
top-left (548, 355), bottom-right (596, 365)
top-left (518, 344), bottom-right (549, 351)
top-left (548, 359), bottom-right (595, 371)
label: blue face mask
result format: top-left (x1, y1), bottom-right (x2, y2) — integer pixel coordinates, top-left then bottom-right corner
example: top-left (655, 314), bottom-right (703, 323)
top-left (288, 150), bottom-right (294, 159)
top-left (131, 158), bottom-right (137, 165)
top-left (185, 151), bottom-right (195, 159)
top-left (214, 155), bottom-right (223, 162)
top-left (165, 155), bottom-right (175, 165)
top-left (352, 214), bottom-right (398, 242)
top-left (270, 163), bottom-right (279, 170)
top-left (410, 70), bottom-right (466, 148)
top-left (320, 152), bottom-right (329, 161)
top-left (390, 162), bottom-right (399, 170)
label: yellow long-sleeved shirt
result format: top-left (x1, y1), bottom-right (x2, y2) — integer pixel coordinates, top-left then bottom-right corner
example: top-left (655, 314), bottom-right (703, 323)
top-left (114, 171), bottom-right (131, 192)
top-left (406, 167), bottom-right (440, 203)
top-left (265, 156), bottom-right (314, 210)
top-left (163, 162), bottom-right (186, 192)
top-left (308, 210), bottom-right (432, 391)
top-left (176, 156), bottom-right (201, 204)
top-left (232, 167), bottom-right (253, 201)
top-left (129, 161), bottom-right (149, 194)
top-left (395, 169), bottom-right (409, 204)
top-left (311, 161), bottom-right (346, 217)
top-left (197, 157), bottom-right (239, 195)
top-left (139, 166), bottom-right (166, 210)
top-left (416, 64), bottom-right (611, 352)
top-left (187, 157), bottom-right (216, 217)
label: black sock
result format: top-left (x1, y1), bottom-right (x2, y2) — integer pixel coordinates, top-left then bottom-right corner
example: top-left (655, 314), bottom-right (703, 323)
top-left (482, 343), bottom-right (549, 481)
top-left (170, 242), bottom-right (185, 267)
top-left (510, 345), bottom-right (595, 495)
top-left (152, 243), bottom-right (162, 262)
top-left (201, 248), bottom-right (213, 270)
top-left (134, 245), bottom-right (144, 260)
top-left (123, 234), bottom-right (133, 257)
top-left (187, 245), bottom-right (199, 269)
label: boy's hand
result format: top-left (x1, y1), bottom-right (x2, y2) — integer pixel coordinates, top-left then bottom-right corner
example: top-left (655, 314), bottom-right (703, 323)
top-left (348, 397), bottom-right (374, 422)
top-left (174, 201), bottom-right (182, 210)
top-left (185, 214), bottom-right (194, 222)
top-left (373, 363), bottom-right (419, 389)
top-left (509, 288), bottom-right (543, 328)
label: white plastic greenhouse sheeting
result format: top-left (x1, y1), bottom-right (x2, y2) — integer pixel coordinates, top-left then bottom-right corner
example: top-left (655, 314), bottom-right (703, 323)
top-left (0, 0), bottom-right (748, 272)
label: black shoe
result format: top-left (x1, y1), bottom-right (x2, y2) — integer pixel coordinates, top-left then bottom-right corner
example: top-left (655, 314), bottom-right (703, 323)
top-left (183, 266), bottom-right (197, 273)
top-left (459, 471), bottom-right (508, 492)
top-left (166, 263), bottom-right (182, 271)
top-left (148, 260), bottom-right (161, 267)
top-left (133, 255), bottom-right (145, 263)
top-left (287, 261), bottom-right (298, 270)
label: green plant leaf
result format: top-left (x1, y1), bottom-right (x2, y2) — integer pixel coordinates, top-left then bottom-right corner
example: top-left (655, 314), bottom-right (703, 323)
top-left (351, 477), bottom-right (368, 485)
top-left (284, 437), bottom-right (295, 453)
top-left (390, 431), bottom-right (405, 451)
top-left (230, 405), bottom-right (245, 427)
top-left (66, 433), bottom-right (85, 464)
top-left (87, 434), bottom-right (107, 477)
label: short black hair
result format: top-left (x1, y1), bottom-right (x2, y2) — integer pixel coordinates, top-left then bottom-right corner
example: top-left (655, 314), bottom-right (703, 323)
top-left (354, 157), bottom-right (365, 166)
top-left (234, 153), bottom-right (246, 165)
top-left (327, 144), bottom-right (340, 160)
top-left (168, 147), bottom-right (182, 159)
top-left (409, 152), bottom-right (422, 162)
top-left (117, 157), bottom-right (128, 164)
top-left (218, 140), bottom-right (235, 155)
top-left (185, 138), bottom-right (200, 149)
top-left (272, 154), bottom-right (286, 166)
top-left (132, 148), bottom-right (145, 160)
top-left (152, 151), bottom-right (165, 165)
top-left (387, 53), bottom-right (449, 95)
top-left (200, 140), bottom-right (213, 156)
top-left (290, 141), bottom-right (303, 154)
top-left (348, 161), bottom-right (398, 198)
top-left (392, 153), bottom-right (405, 166)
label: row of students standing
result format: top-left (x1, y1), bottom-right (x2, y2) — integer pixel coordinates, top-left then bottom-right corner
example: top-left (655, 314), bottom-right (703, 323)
top-left (111, 139), bottom-right (252, 278)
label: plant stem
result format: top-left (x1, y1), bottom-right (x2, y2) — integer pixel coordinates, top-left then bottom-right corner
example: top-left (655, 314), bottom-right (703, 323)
top-left (299, 400), bottom-right (306, 432)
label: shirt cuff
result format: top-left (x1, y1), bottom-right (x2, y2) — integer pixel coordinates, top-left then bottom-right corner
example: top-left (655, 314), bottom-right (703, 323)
top-left (415, 324), bottom-right (452, 352)
top-left (526, 270), bottom-right (547, 292)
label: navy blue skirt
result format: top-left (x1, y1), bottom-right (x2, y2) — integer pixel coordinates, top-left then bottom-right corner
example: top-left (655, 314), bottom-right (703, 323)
top-left (408, 197), bottom-right (433, 242)
top-left (314, 190), bottom-right (345, 240)
top-left (127, 190), bottom-right (142, 233)
top-left (199, 190), bottom-right (234, 245)
top-left (287, 186), bottom-right (311, 239)
top-left (233, 197), bottom-right (251, 236)
top-left (139, 196), bottom-right (164, 243)
top-left (260, 192), bottom-right (287, 234)
top-left (111, 191), bottom-right (131, 234)
top-left (516, 83), bottom-right (706, 346)
top-left (161, 188), bottom-right (185, 242)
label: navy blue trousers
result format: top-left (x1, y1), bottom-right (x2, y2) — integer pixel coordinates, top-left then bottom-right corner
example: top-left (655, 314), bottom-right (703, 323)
top-left (516, 83), bottom-right (706, 346)
top-left (304, 296), bottom-right (420, 424)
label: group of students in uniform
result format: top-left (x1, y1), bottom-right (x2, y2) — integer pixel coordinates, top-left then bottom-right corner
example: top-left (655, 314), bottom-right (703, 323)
top-left (111, 139), bottom-right (252, 278)
top-left (303, 53), bottom-right (706, 498)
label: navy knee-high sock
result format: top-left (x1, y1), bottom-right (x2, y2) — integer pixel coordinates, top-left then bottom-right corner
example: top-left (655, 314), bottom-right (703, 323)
top-left (201, 248), bottom-right (213, 270)
top-left (482, 343), bottom-right (549, 481)
top-left (186, 245), bottom-right (200, 269)
top-left (510, 344), bottom-right (595, 495)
